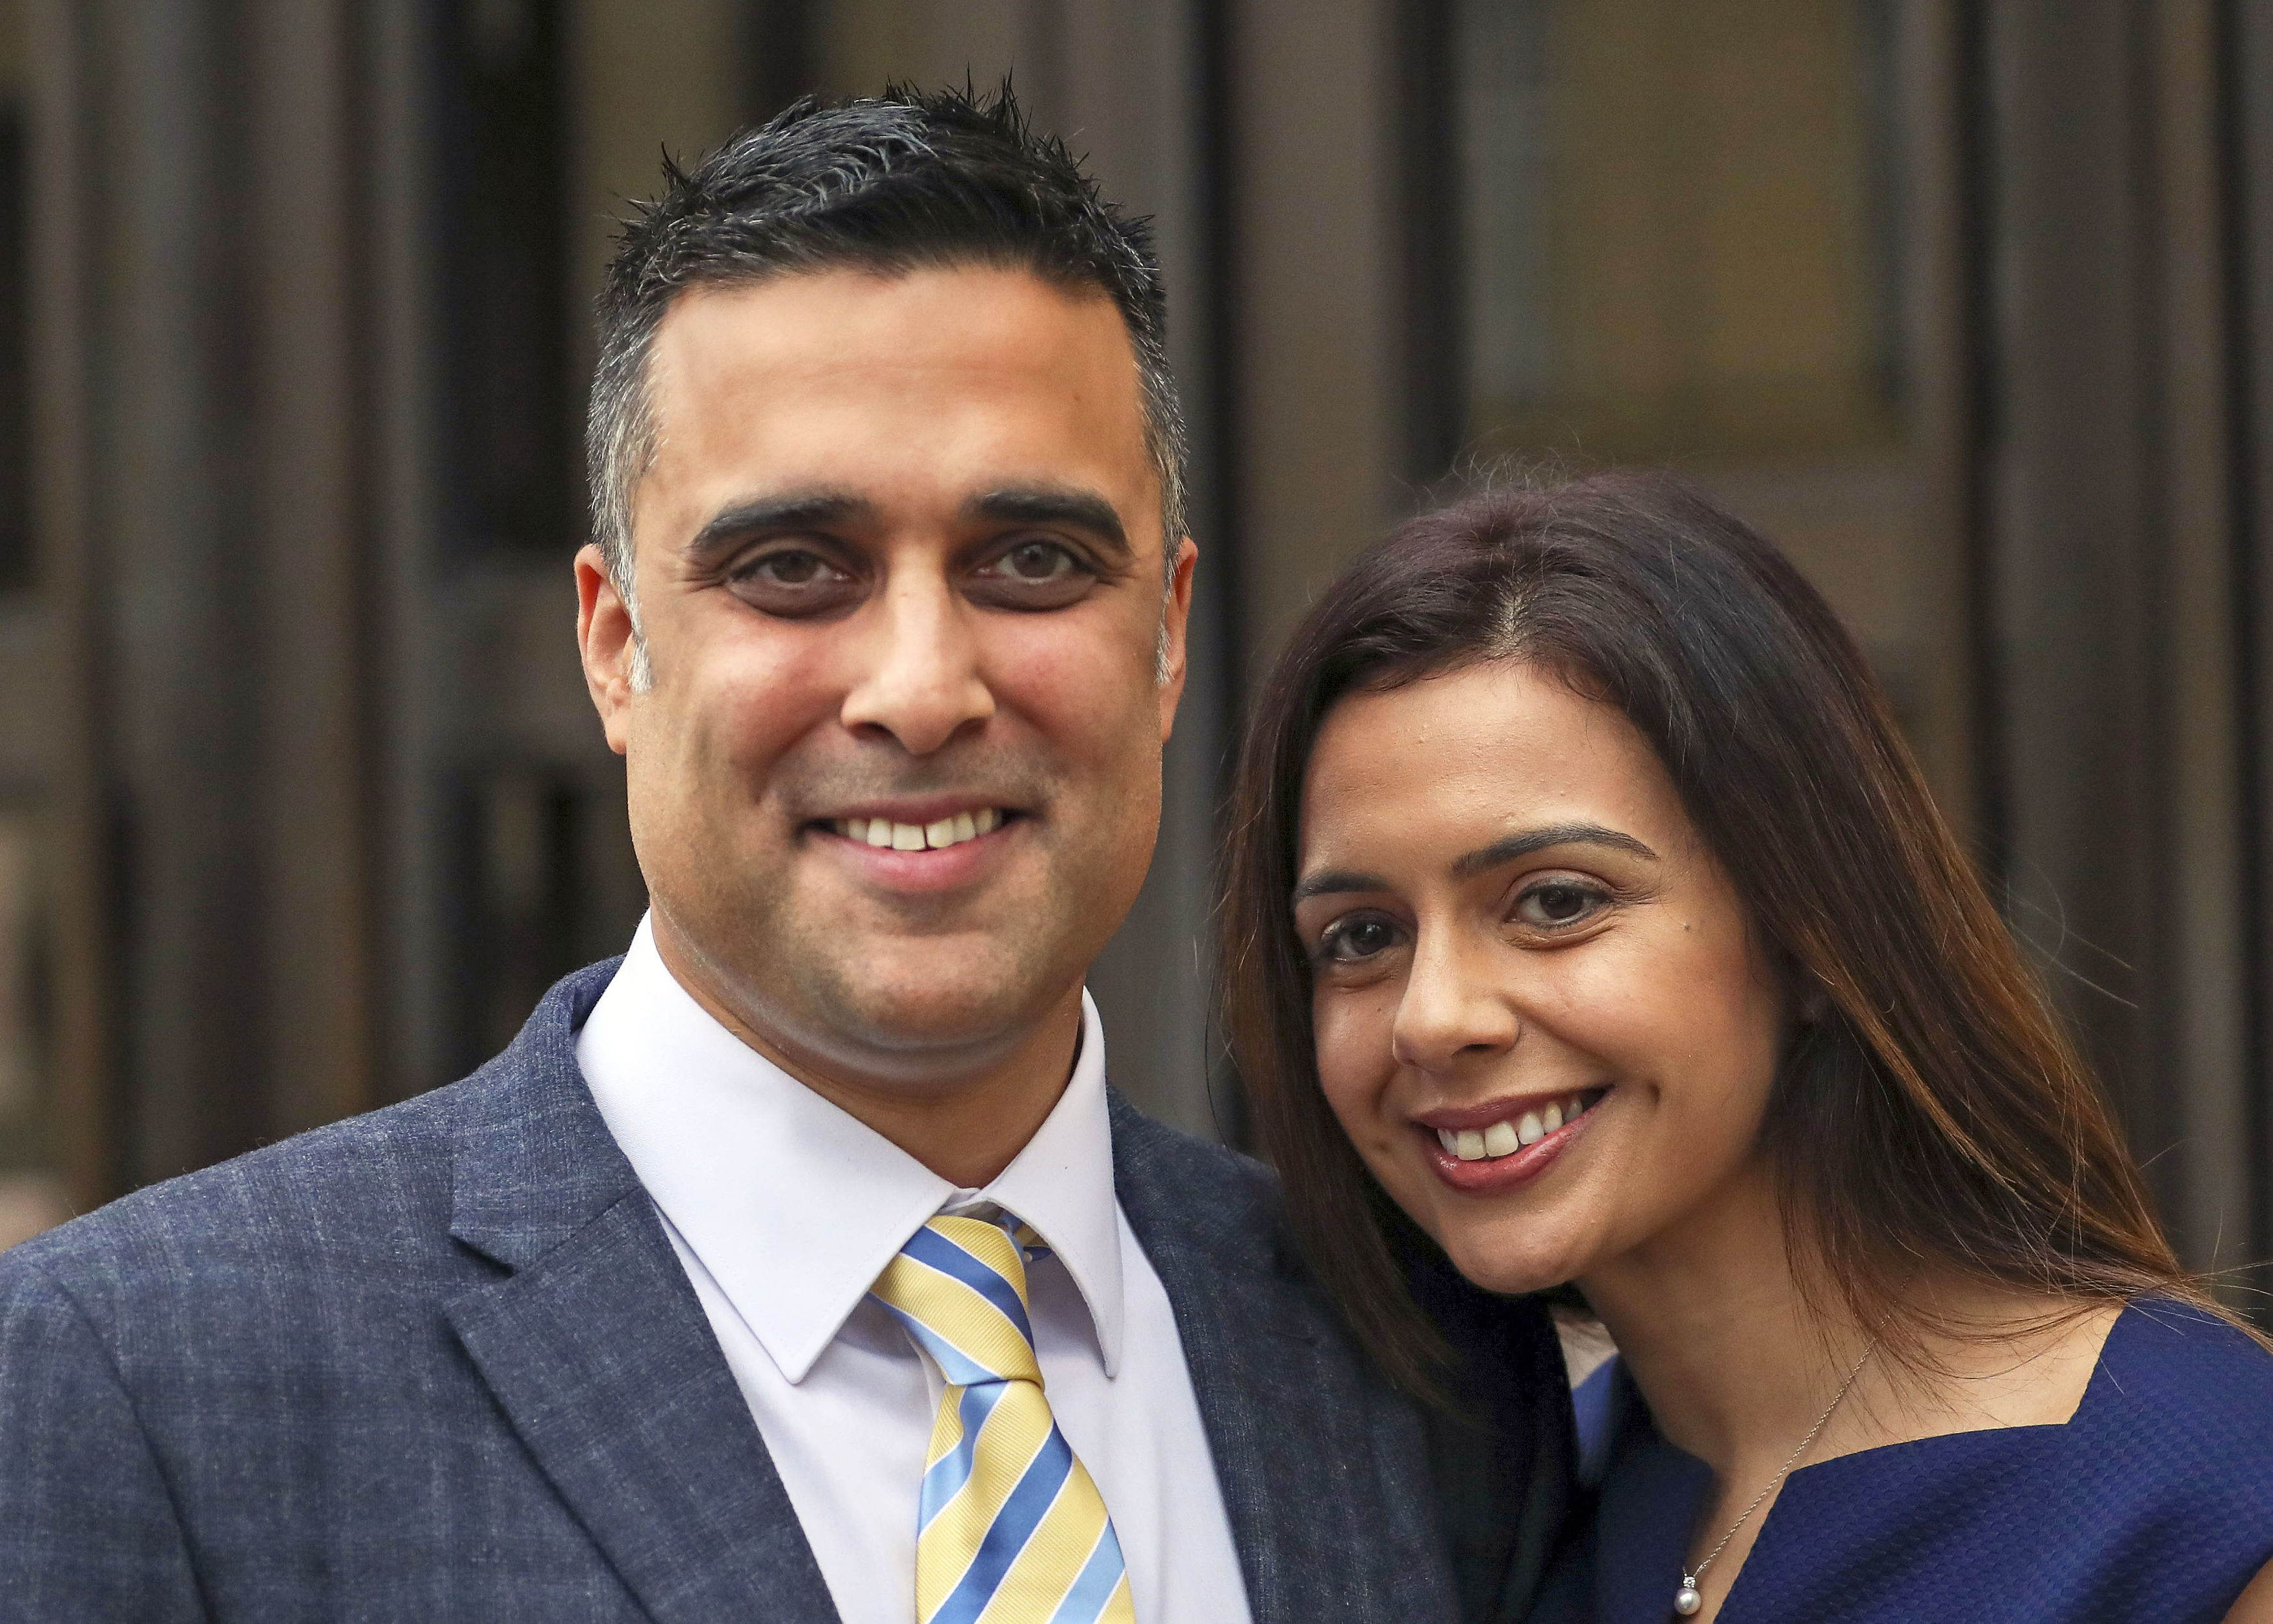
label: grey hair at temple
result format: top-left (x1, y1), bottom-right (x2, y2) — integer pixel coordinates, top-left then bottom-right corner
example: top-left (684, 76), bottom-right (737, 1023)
top-left (585, 82), bottom-right (1190, 688)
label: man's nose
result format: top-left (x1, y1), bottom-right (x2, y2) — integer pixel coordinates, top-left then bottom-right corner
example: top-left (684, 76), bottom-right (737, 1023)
top-left (838, 569), bottom-right (996, 755)
top-left (1390, 929), bottom-right (1521, 1073)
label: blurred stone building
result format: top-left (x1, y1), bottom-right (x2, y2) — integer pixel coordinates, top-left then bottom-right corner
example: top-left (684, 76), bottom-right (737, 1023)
top-left (1, 0), bottom-right (2271, 1311)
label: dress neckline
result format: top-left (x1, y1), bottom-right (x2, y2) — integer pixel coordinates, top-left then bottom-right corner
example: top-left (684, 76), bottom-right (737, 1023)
top-left (1781, 1297), bottom-right (2133, 1480)
top-left (1577, 1297), bottom-right (2273, 1624)
top-left (1595, 1295), bottom-right (2144, 1495)
top-left (1591, 1299), bottom-right (2139, 1610)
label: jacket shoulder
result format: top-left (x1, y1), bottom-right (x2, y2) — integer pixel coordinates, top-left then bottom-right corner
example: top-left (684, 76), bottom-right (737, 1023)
top-left (3, 1070), bottom-right (496, 1302)
top-left (5, 958), bottom-right (625, 1301)
top-left (1109, 1095), bottom-right (1277, 1196)
top-left (1104, 1090), bottom-right (1286, 1257)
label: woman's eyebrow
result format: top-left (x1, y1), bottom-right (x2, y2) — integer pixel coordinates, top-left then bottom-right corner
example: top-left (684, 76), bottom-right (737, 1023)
top-left (1450, 823), bottom-right (1659, 879)
top-left (1291, 823), bottom-right (1656, 906)
top-left (1290, 869), bottom-right (1390, 905)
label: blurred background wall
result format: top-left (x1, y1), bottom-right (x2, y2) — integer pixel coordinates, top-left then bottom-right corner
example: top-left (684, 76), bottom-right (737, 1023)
top-left (2, 0), bottom-right (2272, 1314)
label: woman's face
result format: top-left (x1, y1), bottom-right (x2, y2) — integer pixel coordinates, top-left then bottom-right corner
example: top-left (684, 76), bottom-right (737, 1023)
top-left (1294, 660), bottom-right (1789, 1295)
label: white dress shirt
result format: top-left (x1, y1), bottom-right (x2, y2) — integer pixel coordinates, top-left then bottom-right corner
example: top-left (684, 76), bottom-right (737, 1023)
top-left (578, 917), bottom-right (1253, 1624)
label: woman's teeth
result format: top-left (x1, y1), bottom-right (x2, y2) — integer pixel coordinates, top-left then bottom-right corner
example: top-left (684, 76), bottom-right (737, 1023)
top-left (833, 808), bottom-right (1003, 851)
top-left (1435, 1093), bottom-right (1598, 1161)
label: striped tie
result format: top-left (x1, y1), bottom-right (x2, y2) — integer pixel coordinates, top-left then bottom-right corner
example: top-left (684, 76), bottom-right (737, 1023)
top-left (868, 1214), bottom-right (1138, 1624)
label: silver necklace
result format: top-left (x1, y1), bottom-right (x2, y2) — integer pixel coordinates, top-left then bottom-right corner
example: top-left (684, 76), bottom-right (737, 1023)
top-left (1673, 1340), bottom-right (1878, 1618)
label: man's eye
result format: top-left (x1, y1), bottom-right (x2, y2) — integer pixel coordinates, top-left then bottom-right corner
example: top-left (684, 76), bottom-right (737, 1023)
top-left (726, 547), bottom-right (863, 617)
top-left (968, 539), bottom-right (1096, 608)
top-left (999, 541), bottom-right (1078, 580)
top-left (1321, 916), bottom-right (1401, 964)
top-left (1515, 881), bottom-right (1605, 930)
top-left (740, 549), bottom-right (834, 585)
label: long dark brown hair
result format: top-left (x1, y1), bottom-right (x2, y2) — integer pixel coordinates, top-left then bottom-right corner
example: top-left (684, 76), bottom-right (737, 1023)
top-left (1221, 470), bottom-right (2227, 1400)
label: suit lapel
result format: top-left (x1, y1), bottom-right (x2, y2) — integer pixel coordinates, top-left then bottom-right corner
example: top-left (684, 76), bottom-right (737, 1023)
top-left (1107, 1091), bottom-right (1461, 1624)
top-left (1402, 1227), bottom-right (1579, 1624)
top-left (444, 966), bottom-right (840, 1624)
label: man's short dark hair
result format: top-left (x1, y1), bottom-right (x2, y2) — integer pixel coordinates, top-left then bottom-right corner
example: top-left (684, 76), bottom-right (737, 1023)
top-left (586, 82), bottom-right (1187, 608)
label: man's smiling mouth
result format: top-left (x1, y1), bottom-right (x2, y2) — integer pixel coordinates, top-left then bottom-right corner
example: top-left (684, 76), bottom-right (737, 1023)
top-left (827, 808), bottom-right (1012, 851)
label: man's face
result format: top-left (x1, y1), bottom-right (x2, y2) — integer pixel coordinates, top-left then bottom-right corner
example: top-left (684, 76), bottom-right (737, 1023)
top-left (577, 266), bottom-right (1192, 1095)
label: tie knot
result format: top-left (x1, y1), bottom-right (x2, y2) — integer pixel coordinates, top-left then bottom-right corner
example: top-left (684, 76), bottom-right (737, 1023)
top-left (870, 1213), bottom-right (1044, 1388)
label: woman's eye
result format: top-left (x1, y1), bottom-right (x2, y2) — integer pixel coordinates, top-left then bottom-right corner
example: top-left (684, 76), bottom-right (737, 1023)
top-left (1321, 916), bottom-right (1401, 964)
top-left (1515, 881), bottom-right (1605, 931)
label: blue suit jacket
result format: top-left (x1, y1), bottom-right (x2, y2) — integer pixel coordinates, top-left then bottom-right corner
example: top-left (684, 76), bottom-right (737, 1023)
top-left (0, 962), bottom-right (1572, 1621)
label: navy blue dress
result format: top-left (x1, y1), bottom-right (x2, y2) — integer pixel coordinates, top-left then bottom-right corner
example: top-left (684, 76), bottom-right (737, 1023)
top-left (1543, 1299), bottom-right (2273, 1622)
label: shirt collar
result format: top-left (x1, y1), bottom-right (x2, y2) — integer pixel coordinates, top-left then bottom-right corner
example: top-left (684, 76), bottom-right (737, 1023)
top-left (577, 916), bottom-right (1125, 1382)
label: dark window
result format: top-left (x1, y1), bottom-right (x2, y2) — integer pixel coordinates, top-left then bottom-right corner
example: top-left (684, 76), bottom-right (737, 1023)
top-left (438, 0), bottom-right (573, 553)
top-left (1438, 3), bottom-right (1929, 742)
top-left (446, 767), bottom-right (585, 1071)
top-left (1446, 0), bottom-right (1906, 464)
top-left (0, 101), bottom-right (30, 592)
top-left (442, 764), bottom-right (646, 1073)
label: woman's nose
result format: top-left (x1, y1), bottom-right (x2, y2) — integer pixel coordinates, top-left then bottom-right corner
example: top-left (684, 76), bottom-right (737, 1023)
top-left (1390, 930), bottom-right (1522, 1073)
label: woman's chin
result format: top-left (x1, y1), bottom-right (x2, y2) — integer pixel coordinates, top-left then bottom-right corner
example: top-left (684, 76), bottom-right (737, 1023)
top-left (1435, 1232), bottom-right (1588, 1298)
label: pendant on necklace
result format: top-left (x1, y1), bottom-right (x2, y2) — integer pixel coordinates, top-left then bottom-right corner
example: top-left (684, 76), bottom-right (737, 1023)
top-left (1674, 1578), bottom-right (1703, 1616)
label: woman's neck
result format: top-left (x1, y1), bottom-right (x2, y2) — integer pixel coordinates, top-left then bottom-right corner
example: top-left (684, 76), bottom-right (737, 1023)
top-left (1577, 1158), bottom-right (2122, 1479)
top-left (1577, 1158), bottom-right (1858, 1475)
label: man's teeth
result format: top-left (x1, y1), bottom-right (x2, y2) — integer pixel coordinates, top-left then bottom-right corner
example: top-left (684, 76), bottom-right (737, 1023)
top-left (1435, 1093), bottom-right (1597, 1161)
top-left (833, 808), bottom-right (1003, 851)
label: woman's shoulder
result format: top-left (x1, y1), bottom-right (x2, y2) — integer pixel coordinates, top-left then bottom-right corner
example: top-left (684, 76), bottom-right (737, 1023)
top-left (2090, 1296), bottom-right (2273, 1427)
top-left (1759, 1299), bottom-right (2273, 1621)
top-left (2082, 1299), bottom-right (2273, 1517)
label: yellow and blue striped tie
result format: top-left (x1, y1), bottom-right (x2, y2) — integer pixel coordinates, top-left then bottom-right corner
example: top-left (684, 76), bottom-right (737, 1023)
top-left (868, 1214), bottom-right (1138, 1624)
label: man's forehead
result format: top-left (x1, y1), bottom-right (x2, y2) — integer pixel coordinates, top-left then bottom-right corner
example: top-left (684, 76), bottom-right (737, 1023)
top-left (643, 268), bottom-right (1142, 454)
top-left (633, 265), bottom-right (1159, 543)
top-left (648, 262), bottom-right (1135, 380)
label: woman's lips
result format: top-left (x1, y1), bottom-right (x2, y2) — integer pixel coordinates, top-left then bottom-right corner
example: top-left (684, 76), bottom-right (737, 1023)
top-left (1419, 1089), bottom-right (1605, 1194)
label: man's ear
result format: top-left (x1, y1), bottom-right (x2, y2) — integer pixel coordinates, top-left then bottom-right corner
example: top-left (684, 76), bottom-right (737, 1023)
top-left (575, 543), bottom-right (638, 756)
top-left (1157, 538), bottom-right (1198, 742)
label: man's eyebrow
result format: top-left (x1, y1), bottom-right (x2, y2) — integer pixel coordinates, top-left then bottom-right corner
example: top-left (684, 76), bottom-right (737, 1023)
top-left (966, 486), bottom-right (1131, 558)
top-left (684, 491), bottom-right (872, 562)
top-left (1450, 823), bottom-right (1659, 879)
